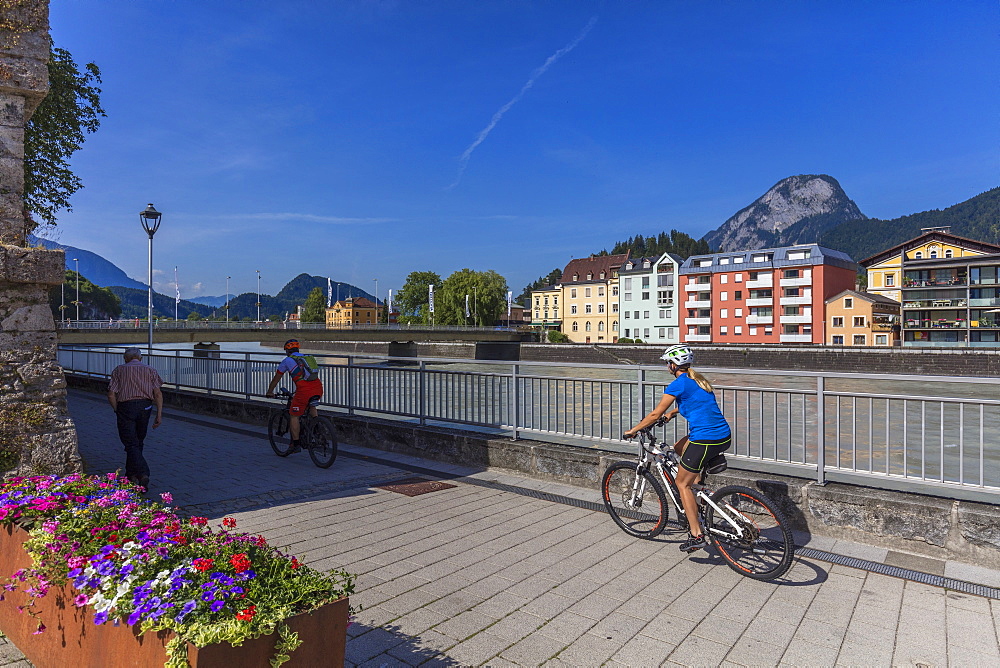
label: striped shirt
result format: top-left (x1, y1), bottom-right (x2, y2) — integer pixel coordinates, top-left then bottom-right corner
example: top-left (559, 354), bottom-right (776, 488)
top-left (109, 360), bottom-right (164, 402)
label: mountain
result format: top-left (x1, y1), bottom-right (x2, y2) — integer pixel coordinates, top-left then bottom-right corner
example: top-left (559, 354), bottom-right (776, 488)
top-left (28, 235), bottom-right (149, 290)
top-left (703, 175), bottom-right (865, 252)
top-left (820, 187), bottom-right (1000, 262)
top-left (187, 295), bottom-right (229, 308)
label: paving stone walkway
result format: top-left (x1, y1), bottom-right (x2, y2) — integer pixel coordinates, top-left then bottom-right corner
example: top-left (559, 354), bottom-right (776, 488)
top-left (9, 389), bottom-right (1000, 666)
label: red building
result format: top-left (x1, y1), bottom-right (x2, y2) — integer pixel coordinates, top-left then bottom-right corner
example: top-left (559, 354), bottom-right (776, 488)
top-left (679, 244), bottom-right (860, 345)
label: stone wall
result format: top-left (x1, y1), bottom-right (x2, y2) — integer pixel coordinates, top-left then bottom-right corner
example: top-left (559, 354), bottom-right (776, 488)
top-left (0, 1), bottom-right (81, 475)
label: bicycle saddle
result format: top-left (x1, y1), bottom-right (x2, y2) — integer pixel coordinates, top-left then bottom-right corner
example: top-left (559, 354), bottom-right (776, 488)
top-left (704, 453), bottom-right (728, 475)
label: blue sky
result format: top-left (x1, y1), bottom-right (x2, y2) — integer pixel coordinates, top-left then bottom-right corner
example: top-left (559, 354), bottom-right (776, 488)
top-left (44, 1), bottom-right (997, 300)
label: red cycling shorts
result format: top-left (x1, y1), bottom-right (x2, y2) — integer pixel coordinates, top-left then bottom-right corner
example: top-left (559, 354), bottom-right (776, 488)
top-left (289, 380), bottom-right (323, 416)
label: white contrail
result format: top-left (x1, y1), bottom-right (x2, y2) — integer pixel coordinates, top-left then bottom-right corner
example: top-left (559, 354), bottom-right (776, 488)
top-left (447, 16), bottom-right (597, 190)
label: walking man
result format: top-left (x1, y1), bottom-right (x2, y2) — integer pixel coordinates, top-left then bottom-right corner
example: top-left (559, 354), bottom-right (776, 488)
top-left (106, 348), bottom-right (163, 491)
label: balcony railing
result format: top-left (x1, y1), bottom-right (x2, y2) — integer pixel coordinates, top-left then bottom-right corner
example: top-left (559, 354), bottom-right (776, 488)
top-left (779, 276), bottom-right (812, 287)
top-left (685, 317), bottom-right (712, 326)
top-left (779, 334), bottom-right (813, 343)
top-left (684, 299), bottom-right (711, 308)
top-left (779, 315), bottom-right (812, 324)
top-left (745, 278), bottom-right (773, 289)
top-left (684, 334), bottom-right (711, 342)
top-left (779, 296), bottom-right (812, 306)
top-left (903, 299), bottom-right (967, 308)
top-left (903, 278), bottom-right (967, 288)
top-left (746, 315), bottom-right (773, 325)
top-left (746, 297), bottom-right (774, 307)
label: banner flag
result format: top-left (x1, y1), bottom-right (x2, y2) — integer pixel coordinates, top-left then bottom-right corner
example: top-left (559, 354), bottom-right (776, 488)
top-left (507, 290), bottom-right (513, 318)
top-left (428, 284), bottom-right (435, 313)
top-left (465, 294), bottom-right (470, 319)
top-left (174, 267), bottom-right (180, 305)
top-left (327, 277), bottom-right (333, 308)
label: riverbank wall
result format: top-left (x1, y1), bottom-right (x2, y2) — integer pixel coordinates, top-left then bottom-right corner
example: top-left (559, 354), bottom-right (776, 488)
top-left (67, 375), bottom-right (1000, 569)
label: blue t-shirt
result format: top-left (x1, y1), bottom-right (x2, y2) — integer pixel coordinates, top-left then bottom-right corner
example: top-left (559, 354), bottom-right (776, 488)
top-left (664, 373), bottom-right (731, 441)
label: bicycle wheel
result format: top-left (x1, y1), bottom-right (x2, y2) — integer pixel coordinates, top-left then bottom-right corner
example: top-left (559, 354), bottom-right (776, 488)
top-left (601, 462), bottom-right (669, 539)
top-left (307, 417), bottom-right (338, 469)
top-left (268, 411), bottom-right (292, 457)
top-left (704, 485), bottom-right (794, 581)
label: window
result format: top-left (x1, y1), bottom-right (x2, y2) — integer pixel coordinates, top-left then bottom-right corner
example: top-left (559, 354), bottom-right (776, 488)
top-left (832, 317), bottom-right (844, 327)
top-left (644, 328), bottom-right (650, 338)
top-left (624, 328), bottom-right (630, 337)
top-left (945, 250), bottom-right (953, 258)
top-left (719, 326), bottom-right (728, 335)
top-left (783, 269), bottom-right (800, 279)
top-left (853, 316), bottom-right (866, 327)
top-left (875, 334), bottom-right (888, 345)
top-left (733, 257), bottom-right (744, 264)
top-left (585, 287), bottom-right (592, 298)
top-left (543, 296), bottom-right (549, 306)
top-left (600, 271), bottom-right (606, 279)
top-left (735, 291), bottom-right (742, 300)
top-left (585, 321), bottom-right (591, 332)
top-left (764, 326), bottom-right (773, 335)
top-left (914, 252), bottom-right (923, 259)
top-left (543, 310), bottom-right (548, 319)
top-left (697, 276), bottom-right (711, 284)
top-left (720, 309), bottom-right (728, 318)
top-left (751, 253), bottom-right (772, 263)
top-left (612, 320), bottom-right (618, 331)
top-left (643, 311), bottom-right (650, 318)
top-left (784, 324), bottom-right (799, 335)
top-left (598, 304), bottom-right (605, 313)
top-left (572, 274), bottom-right (578, 281)
top-left (720, 258), bottom-right (730, 265)
top-left (720, 274), bottom-right (728, 284)
top-left (734, 326), bottom-right (743, 335)
top-left (634, 311), bottom-right (639, 319)
top-left (624, 279), bottom-right (632, 290)
top-left (534, 310), bottom-right (539, 319)
top-left (553, 296), bottom-right (558, 306)
top-left (668, 327), bottom-right (675, 339)
top-left (749, 326), bottom-right (757, 335)
top-left (844, 298), bottom-right (853, 309)
top-left (720, 292), bottom-right (728, 301)
top-left (748, 272), bottom-right (758, 281)
top-left (587, 272), bottom-right (593, 280)
top-left (697, 259), bottom-right (713, 267)
top-left (930, 251), bottom-right (938, 259)
top-left (534, 297), bottom-right (540, 306)
top-left (642, 277), bottom-right (650, 289)
top-left (658, 328), bottom-right (666, 338)
top-left (734, 273), bottom-right (743, 283)
top-left (641, 292), bottom-right (650, 300)
top-left (572, 322), bottom-right (578, 331)
top-left (853, 334), bottom-right (866, 345)
top-left (735, 308), bottom-right (743, 317)
top-left (787, 250), bottom-right (811, 260)
top-left (612, 304), bottom-right (619, 313)
top-left (598, 286), bottom-right (605, 296)
top-left (571, 305), bottom-right (578, 315)
top-left (624, 292), bottom-right (632, 301)
top-left (784, 287), bottom-right (800, 297)
top-left (832, 335), bottom-right (844, 345)
top-left (585, 304), bottom-right (592, 314)
top-left (885, 274), bottom-right (895, 287)
top-left (623, 311), bottom-right (630, 319)
top-left (570, 288), bottom-right (577, 298)
top-left (598, 321), bottom-right (605, 331)
top-left (784, 306), bottom-right (800, 316)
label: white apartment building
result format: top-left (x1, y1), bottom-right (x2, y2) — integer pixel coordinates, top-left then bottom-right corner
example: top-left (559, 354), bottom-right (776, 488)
top-left (618, 253), bottom-right (682, 343)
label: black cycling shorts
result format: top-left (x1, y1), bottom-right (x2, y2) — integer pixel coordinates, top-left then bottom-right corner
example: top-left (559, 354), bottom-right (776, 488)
top-left (680, 435), bottom-right (732, 473)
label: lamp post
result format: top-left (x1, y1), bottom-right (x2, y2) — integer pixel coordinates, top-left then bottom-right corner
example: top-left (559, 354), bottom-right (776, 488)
top-left (256, 270), bottom-right (261, 324)
top-left (60, 277), bottom-right (66, 324)
top-left (373, 277), bottom-right (378, 324)
top-left (226, 276), bottom-right (231, 324)
top-left (473, 285), bottom-right (478, 327)
top-left (139, 204), bottom-right (162, 354)
top-left (73, 257), bottom-right (80, 321)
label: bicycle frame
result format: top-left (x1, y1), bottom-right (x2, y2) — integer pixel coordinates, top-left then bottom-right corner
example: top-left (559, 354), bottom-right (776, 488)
top-left (630, 428), bottom-right (749, 542)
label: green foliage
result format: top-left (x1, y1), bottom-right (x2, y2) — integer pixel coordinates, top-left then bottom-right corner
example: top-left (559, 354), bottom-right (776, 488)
top-left (23, 42), bottom-right (105, 233)
top-left (820, 187), bottom-right (1000, 261)
top-left (606, 229), bottom-right (712, 259)
top-left (617, 337), bottom-right (633, 344)
top-left (516, 268), bottom-right (563, 306)
top-left (436, 269), bottom-right (509, 326)
top-left (396, 271), bottom-right (441, 324)
top-left (48, 270), bottom-right (120, 320)
top-left (547, 330), bottom-right (570, 343)
top-left (300, 287), bottom-right (326, 323)
top-left (186, 311), bottom-right (202, 321)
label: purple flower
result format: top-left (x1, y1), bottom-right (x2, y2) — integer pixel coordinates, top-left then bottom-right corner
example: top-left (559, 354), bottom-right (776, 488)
top-left (73, 594), bottom-right (88, 607)
top-left (93, 611), bottom-right (108, 625)
top-left (210, 600), bottom-right (225, 612)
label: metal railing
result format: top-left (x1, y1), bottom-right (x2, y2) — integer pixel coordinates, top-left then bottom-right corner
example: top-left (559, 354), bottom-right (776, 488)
top-left (58, 345), bottom-right (1000, 502)
top-left (55, 320), bottom-right (518, 332)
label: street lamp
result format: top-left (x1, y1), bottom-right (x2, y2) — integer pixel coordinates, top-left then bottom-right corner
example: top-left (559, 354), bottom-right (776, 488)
top-left (226, 276), bottom-right (231, 324)
top-left (139, 203), bottom-right (162, 354)
top-left (473, 285), bottom-right (478, 327)
top-left (73, 257), bottom-right (80, 321)
top-left (256, 270), bottom-right (261, 323)
top-left (373, 278), bottom-right (378, 325)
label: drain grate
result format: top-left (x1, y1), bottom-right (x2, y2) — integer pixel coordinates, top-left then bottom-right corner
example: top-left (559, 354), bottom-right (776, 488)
top-left (375, 477), bottom-right (457, 497)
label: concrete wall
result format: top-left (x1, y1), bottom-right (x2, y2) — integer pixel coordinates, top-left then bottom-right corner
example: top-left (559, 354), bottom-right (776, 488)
top-left (67, 376), bottom-right (1000, 568)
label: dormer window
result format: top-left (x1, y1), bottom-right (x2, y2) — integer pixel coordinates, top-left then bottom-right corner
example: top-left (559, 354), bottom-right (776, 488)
top-left (587, 272), bottom-right (593, 280)
top-left (573, 274), bottom-right (579, 281)
top-left (626, 263), bottom-right (633, 270)
top-left (643, 260), bottom-right (651, 269)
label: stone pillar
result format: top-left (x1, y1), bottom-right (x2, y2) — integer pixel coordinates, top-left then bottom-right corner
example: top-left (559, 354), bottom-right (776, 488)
top-left (0, 0), bottom-right (82, 475)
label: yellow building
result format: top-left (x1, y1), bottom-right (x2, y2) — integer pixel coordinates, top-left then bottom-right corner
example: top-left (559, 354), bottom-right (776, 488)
top-left (529, 285), bottom-right (562, 332)
top-left (825, 290), bottom-right (900, 347)
top-left (862, 227), bottom-right (1000, 303)
top-left (325, 297), bottom-right (382, 327)
top-left (560, 253), bottom-right (629, 343)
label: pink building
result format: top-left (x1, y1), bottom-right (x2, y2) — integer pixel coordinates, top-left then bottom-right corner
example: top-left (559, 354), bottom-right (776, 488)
top-left (679, 244), bottom-right (860, 345)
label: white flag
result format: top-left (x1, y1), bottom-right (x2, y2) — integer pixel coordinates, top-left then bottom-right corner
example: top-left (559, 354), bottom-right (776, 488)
top-left (428, 284), bottom-right (435, 313)
top-left (174, 266), bottom-right (180, 305)
top-left (387, 289), bottom-right (393, 315)
top-left (327, 277), bottom-right (333, 307)
top-left (465, 294), bottom-right (470, 319)
top-left (507, 290), bottom-right (513, 318)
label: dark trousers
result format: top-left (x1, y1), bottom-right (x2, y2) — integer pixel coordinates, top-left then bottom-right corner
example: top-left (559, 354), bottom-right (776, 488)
top-left (115, 399), bottom-right (153, 482)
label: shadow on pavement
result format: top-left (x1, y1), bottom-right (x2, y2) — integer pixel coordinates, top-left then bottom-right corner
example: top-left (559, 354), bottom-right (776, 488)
top-left (346, 623), bottom-right (459, 667)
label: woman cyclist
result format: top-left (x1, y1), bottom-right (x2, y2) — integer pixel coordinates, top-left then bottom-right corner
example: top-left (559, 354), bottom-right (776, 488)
top-left (624, 344), bottom-right (731, 554)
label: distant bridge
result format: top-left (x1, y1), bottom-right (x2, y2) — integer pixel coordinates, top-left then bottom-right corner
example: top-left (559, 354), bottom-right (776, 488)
top-left (55, 321), bottom-right (535, 345)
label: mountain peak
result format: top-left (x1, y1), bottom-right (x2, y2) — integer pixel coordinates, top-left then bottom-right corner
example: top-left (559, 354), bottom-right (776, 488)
top-left (704, 175), bottom-right (865, 252)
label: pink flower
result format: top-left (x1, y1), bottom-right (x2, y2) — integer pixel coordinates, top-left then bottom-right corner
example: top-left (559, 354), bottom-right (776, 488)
top-left (32, 624), bottom-right (46, 635)
top-left (73, 594), bottom-right (88, 607)
top-left (160, 492), bottom-right (173, 504)
top-left (67, 556), bottom-right (86, 569)
top-left (107, 473), bottom-right (118, 481)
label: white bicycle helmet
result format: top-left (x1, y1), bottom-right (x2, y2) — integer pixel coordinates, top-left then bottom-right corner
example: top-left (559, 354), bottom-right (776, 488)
top-left (660, 344), bottom-right (694, 366)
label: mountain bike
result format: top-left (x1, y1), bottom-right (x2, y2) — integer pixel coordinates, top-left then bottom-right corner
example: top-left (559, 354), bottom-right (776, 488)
top-left (267, 389), bottom-right (338, 468)
top-left (602, 419), bottom-right (794, 581)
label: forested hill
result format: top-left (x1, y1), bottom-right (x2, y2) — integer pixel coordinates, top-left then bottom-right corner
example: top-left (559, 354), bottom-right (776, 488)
top-left (601, 229), bottom-right (711, 259)
top-left (819, 187), bottom-right (1000, 261)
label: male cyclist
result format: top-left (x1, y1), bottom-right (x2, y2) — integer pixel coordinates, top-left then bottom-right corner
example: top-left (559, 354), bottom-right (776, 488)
top-left (265, 339), bottom-right (323, 453)
top-left (625, 344), bottom-right (731, 554)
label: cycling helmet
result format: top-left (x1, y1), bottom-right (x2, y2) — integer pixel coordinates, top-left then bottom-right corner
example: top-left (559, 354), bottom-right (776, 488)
top-left (283, 339), bottom-right (300, 352)
top-left (660, 344), bottom-right (694, 366)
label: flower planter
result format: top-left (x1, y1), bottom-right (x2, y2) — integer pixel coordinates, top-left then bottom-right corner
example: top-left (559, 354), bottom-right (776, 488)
top-left (0, 525), bottom-right (348, 667)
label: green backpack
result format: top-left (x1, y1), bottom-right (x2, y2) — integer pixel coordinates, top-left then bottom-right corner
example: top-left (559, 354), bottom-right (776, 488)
top-left (292, 354), bottom-right (320, 382)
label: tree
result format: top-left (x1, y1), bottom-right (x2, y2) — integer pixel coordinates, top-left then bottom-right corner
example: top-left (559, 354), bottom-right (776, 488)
top-left (396, 271), bottom-right (441, 324)
top-left (437, 269), bottom-right (509, 326)
top-left (186, 311), bottom-right (202, 321)
top-left (23, 42), bottom-right (106, 234)
top-left (516, 267), bottom-right (563, 305)
top-left (300, 287), bottom-right (326, 323)
top-left (48, 270), bottom-right (120, 320)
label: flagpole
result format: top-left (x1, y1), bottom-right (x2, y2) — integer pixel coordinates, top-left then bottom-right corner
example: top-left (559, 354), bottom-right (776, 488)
top-left (174, 266), bottom-right (179, 321)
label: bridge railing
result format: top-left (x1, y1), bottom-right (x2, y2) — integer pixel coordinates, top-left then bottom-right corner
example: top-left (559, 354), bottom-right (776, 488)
top-left (57, 345), bottom-right (1000, 502)
top-left (55, 320), bottom-right (519, 332)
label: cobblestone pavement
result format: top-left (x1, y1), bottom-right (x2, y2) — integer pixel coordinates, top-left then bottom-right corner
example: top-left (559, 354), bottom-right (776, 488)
top-left (11, 389), bottom-right (999, 667)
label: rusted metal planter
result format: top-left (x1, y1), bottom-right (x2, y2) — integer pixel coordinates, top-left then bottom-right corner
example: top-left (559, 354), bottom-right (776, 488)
top-left (0, 525), bottom-right (348, 667)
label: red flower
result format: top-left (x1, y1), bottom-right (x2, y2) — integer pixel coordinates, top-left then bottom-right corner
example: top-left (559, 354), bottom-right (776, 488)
top-left (222, 517), bottom-right (237, 529)
top-left (107, 533), bottom-right (119, 544)
top-left (230, 553), bottom-right (251, 573)
top-left (290, 558), bottom-right (301, 570)
top-left (235, 605), bottom-right (256, 621)
top-left (189, 517), bottom-right (208, 526)
top-left (193, 558), bottom-right (214, 572)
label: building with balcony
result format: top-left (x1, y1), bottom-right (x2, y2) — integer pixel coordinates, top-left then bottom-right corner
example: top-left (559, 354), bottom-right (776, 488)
top-left (326, 296), bottom-right (382, 327)
top-left (560, 252), bottom-right (629, 343)
top-left (825, 290), bottom-right (900, 347)
top-left (678, 244), bottom-right (859, 344)
top-left (862, 227), bottom-right (1000, 303)
top-left (618, 253), bottom-right (682, 343)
